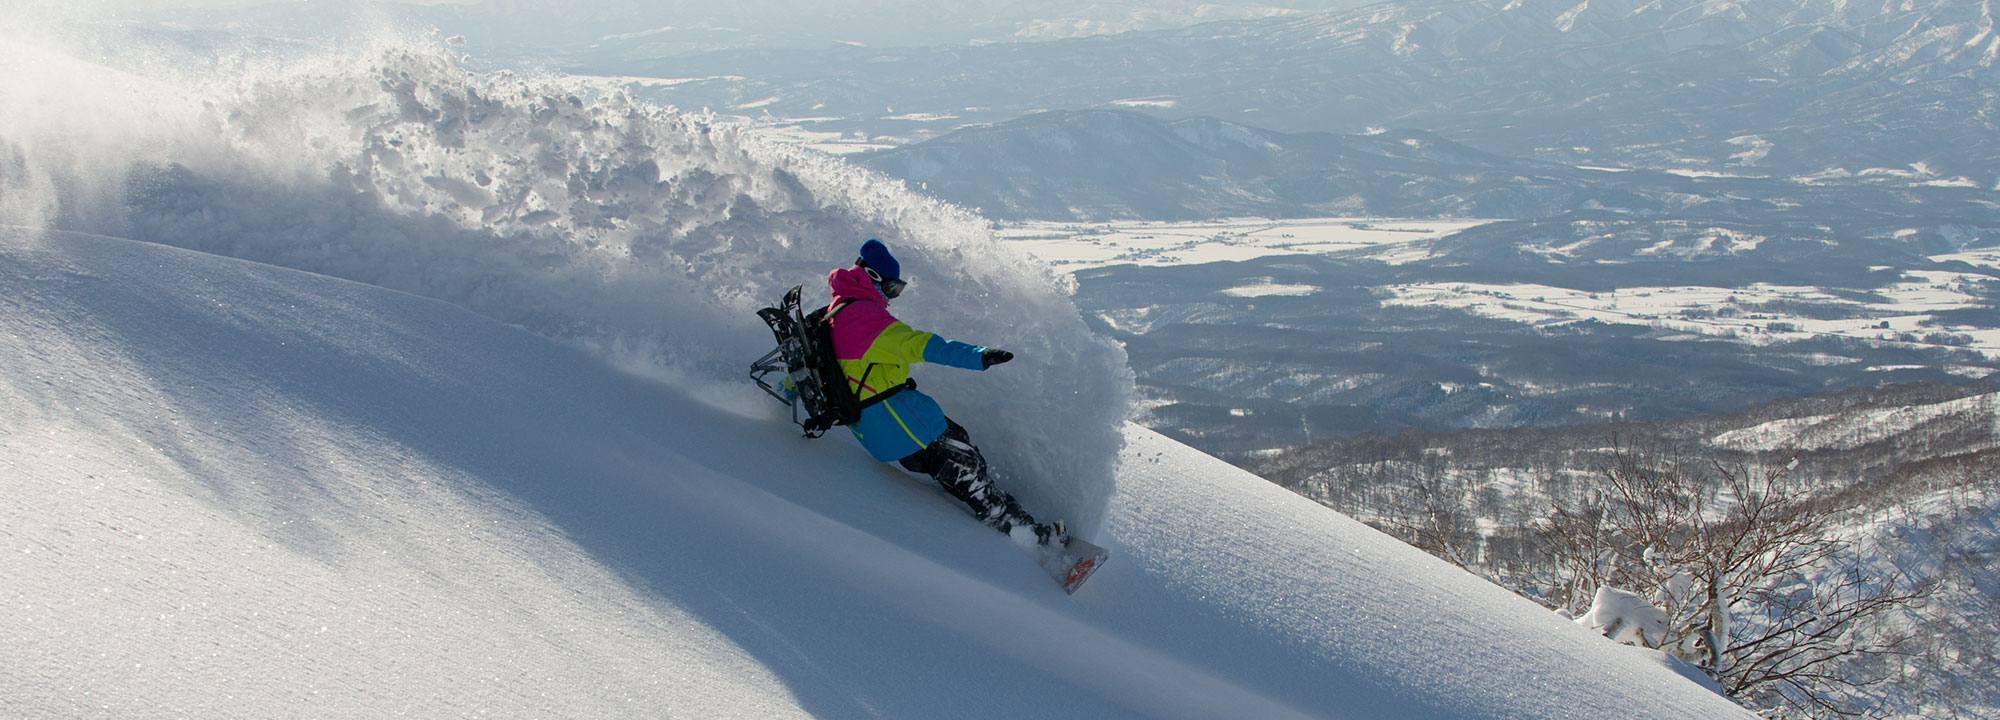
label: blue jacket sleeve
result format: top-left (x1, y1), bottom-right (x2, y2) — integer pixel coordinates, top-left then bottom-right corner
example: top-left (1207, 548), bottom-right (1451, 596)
top-left (922, 335), bottom-right (989, 371)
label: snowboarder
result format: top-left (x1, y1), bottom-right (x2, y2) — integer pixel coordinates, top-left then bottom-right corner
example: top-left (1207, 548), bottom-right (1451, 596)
top-left (826, 238), bottom-right (1066, 547)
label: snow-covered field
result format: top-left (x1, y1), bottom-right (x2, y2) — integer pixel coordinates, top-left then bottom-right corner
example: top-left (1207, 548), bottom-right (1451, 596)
top-left (994, 218), bottom-right (1486, 270)
top-left (1381, 280), bottom-right (2000, 362)
top-left (734, 115), bottom-right (907, 155)
top-left (996, 218), bottom-right (2000, 365)
top-left (0, 21), bottom-right (1749, 719)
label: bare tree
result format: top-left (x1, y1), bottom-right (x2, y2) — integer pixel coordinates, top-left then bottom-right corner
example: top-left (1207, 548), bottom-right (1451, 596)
top-left (1535, 440), bottom-right (1936, 718)
top-left (1394, 487), bottom-right (1481, 570)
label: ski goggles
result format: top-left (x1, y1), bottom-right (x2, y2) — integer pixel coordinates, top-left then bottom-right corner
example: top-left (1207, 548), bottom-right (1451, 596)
top-left (866, 267), bottom-right (907, 299)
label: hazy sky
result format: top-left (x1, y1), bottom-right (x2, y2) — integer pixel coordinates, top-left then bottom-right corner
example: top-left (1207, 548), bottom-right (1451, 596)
top-left (68, 0), bottom-right (1383, 51)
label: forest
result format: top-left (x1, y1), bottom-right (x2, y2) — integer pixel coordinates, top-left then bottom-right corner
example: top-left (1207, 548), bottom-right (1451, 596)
top-left (1245, 379), bottom-right (2000, 718)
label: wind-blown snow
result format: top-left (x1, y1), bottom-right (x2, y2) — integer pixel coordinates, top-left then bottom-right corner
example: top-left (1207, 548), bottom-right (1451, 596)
top-left (0, 24), bottom-right (1129, 535)
top-left (1, 227), bottom-right (1751, 718)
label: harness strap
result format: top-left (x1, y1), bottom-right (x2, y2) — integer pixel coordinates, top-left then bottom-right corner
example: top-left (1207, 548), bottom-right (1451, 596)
top-left (828, 297), bottom-right (917, 408)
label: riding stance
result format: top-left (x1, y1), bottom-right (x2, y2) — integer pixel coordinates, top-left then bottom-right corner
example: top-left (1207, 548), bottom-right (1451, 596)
top-left (827, 239), bottom-right (1064, 546)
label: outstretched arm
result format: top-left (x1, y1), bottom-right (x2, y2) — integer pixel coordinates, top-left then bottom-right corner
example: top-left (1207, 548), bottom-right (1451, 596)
top-left (874, 321), bottom-right (998, 371)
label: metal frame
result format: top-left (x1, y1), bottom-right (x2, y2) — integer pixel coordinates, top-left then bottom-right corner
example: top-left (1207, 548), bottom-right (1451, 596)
top-left (749, 345), bottom-right (801, 425)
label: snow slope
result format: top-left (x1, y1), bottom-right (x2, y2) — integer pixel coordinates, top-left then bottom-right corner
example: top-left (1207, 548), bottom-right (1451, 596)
top-left (2, 20), bottom-right (1749, 719)
top-left (1, 20), bottom-right (1129, 537)
top-left (1, 227), bottom-right (1750, 719)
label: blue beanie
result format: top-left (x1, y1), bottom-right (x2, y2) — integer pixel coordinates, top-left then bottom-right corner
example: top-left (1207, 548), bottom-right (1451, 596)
top-left (858, 238), bottom-right (900, 281)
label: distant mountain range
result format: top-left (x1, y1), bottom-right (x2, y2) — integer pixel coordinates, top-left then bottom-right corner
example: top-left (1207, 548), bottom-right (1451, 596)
top-left (855, 109), bottom-right (1619, 221)
top-left (853, 107), bottom-right (2000, 224)
top-left (128, 0), bottom-right (1379, 58)
top-left (130, 0), bottom-right (2000, 220)
top-left (625, 0), bottom-right (2000, 183)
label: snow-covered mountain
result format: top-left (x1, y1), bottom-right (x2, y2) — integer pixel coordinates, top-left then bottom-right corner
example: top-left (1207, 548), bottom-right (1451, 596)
top-left (115, 0), bottom-right (1382, 57)
top-left (856, 108), bottom-right (1611, 221)
top-left (0, 25), bottom-right (1752, 719)
top-left (855, 107), bottom-right (2000, 226)
top-left (626, 0), bottom-right (2000, 180)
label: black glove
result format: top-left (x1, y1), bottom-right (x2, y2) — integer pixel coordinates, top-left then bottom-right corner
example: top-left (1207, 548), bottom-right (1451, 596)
top-left (981, 348), bottom-right (1014, 368)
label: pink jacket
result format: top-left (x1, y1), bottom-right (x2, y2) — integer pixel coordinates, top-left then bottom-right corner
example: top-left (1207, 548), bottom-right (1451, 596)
top-left (824, 265), bottom-right (990, 461)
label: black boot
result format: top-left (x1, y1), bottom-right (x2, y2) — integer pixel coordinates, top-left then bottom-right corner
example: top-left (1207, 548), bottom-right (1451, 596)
top-left (899, 421), bottom-right (1059, 544)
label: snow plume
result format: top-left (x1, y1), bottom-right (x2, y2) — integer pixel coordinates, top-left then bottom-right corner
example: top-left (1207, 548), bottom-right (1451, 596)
top-left (0, 22), bottom-right (1131, 533)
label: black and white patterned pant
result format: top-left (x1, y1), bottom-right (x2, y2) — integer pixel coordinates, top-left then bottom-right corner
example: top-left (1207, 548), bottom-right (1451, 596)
top-left (898, 419), bottom-right (1035, 533)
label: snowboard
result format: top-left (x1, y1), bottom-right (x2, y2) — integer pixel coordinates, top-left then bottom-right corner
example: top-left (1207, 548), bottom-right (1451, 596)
top-left (1038, 536), bottom-right (1110, 595)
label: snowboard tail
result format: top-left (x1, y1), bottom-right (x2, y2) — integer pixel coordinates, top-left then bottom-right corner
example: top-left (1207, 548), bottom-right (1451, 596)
top-left (1039, 537), bottom-right (1109, 595)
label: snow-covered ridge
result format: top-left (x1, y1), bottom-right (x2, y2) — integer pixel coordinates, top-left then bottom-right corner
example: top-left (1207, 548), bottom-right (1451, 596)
top-left (1713, 391), bottom-right (2000, 452)
top-left (0, 27), bottom-right (1131, 533)
top-left (1276, 0), bottom-right (1999, 71)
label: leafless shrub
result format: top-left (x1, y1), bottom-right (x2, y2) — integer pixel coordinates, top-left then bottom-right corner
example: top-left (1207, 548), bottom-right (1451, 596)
top-left (1534, 440), bottom-right (1936, 718)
